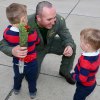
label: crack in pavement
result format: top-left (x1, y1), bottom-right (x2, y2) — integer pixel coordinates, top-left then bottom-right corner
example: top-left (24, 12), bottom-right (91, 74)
top-left (4, 89), bottom-right (13, 100)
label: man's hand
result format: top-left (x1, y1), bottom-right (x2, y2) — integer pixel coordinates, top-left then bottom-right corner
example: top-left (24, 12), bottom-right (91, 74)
top-left (12, 45), bottom-right (27, 58)
top-left (63, 46), bottom-right (73, 57)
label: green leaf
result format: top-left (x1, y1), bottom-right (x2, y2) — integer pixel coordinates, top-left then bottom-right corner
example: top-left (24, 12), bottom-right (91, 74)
top-left (18, 23), bottom-right (29, 47)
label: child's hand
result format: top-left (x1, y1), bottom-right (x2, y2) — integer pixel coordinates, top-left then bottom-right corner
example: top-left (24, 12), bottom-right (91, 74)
top-left (12, 45), bottom-right (27, 58)
top-left (20, 46), bottom-right (27, 51)
top-left (19, 47), bottom-right (27, 58)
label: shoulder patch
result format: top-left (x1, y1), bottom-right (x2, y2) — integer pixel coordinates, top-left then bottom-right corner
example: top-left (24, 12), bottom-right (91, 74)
top-left (61, 17), bottom-right (63, 20)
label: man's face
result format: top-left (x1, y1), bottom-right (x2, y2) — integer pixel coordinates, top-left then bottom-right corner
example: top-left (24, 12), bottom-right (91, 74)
top-left (37, 7), bottom-right (56, 29)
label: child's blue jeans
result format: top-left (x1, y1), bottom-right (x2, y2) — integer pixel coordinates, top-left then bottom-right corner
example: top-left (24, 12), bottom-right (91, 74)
top-left (74, 82), bottom-right (96, 100)
top-left (13, 59), bottom-right (38, 94)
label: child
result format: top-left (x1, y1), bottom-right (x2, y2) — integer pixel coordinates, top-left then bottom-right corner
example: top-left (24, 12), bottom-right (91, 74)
top-left (71, 28), bottom-right (100, 100)
top-left (3, 3), bottom-right (40, 99)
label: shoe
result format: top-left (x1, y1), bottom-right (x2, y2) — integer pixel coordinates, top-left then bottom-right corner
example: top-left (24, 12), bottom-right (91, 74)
top-left (30, 95), bottom-right (36, 99)
top-left (59, 71), bottom-right (75, 85)
top-left (13, 89), bottom-right (20, 95)
top-left (30, 92), bottom-right (37, 99)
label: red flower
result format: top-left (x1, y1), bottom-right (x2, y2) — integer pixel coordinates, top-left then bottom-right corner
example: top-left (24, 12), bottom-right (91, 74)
top-left (24, 25), bottom-right (30, 31)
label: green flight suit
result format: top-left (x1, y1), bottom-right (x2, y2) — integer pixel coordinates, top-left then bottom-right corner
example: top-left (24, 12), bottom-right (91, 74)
top-left (0, 14), bottom-right (76, 76)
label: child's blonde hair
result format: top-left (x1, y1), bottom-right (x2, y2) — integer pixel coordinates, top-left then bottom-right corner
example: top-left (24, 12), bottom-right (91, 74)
top-left (80, 28), bottom-right (100, 50)
top-left (6, 3), bottom-right (27, 24)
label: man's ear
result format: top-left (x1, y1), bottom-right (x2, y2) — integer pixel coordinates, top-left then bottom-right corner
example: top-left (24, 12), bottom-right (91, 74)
top-left (36, 15), bottom-right (41, 22)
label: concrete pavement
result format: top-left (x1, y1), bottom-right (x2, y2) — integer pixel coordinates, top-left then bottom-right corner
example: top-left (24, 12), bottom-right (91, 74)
top-left (0, 0), bottom-right (100, 100)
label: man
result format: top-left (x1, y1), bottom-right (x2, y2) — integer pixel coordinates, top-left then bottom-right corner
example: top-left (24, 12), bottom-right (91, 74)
top-left (0, 1), bottom-right (76, 85)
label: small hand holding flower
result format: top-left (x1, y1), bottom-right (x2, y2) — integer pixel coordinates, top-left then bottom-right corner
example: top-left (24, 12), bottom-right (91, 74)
top-left (17, 23), bottom-right (30, 74)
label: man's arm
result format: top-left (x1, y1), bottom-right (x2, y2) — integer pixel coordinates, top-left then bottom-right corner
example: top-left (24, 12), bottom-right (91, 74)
top-left (0, 39), bottom-right (27, 58)
top-left (56, 14), bottom-right (76, 52)
top-left (0, 39), bottom-right (13, 56)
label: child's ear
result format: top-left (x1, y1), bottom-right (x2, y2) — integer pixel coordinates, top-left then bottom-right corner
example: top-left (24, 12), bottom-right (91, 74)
top-left (20, 16), bottom-right (25, 23)
top-left (86, 43), bottom-right (92, 50)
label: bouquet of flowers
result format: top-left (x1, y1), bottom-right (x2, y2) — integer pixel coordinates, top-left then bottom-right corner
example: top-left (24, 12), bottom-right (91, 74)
top-left (18, 23), bottom-right (29, 74)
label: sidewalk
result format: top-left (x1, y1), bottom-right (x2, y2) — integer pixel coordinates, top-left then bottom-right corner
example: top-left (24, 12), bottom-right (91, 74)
top-left (0, 0), bottom-right (100, 100)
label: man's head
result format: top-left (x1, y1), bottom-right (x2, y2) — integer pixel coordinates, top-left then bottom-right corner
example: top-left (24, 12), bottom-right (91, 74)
top-left (36, 1), bottom-right (56, 29)
top-left (80, 28), bottom-right (100, 52)
top-left (6, 3), bottom-right (28, 25)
